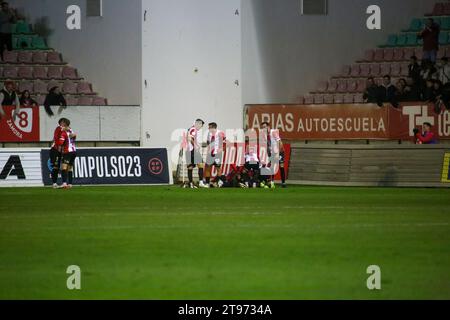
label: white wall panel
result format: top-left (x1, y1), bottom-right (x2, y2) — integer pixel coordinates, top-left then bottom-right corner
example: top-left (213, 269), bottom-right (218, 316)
top-left (100, 106), bottom-right (141, 141)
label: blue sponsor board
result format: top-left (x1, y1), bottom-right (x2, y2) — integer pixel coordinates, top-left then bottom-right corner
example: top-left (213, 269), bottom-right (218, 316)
top-left (40, 148), bottom-right (170, 185)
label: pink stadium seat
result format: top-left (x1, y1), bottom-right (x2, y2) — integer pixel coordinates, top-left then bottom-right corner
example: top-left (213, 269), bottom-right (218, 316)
top-left (383, 48), bottom-right (394, 61)
top-left (333, 94), bottom-right (344, 104)
top-left (32, 51), bottom-right (47, 64)
top-left (33, 81), bottom-right (48, 94)
top-left (77, 82), bottom-right (93, 94)
top-left (65, 95), bottom-right (78, 106)
top-left (47, 51), bottom-right (63, 64)
top-left (374, 49), bottom-right (384, 62)
top-left (62, 81), bottom-right (77, 94)
top-left (445, 3), bottom-right (450, 15)
top-left (338, 65), bottom-right (351, 77)
top-left (356, 79), bottom-right (366, 92)
top-left (390, 63), bottom-right (401, 76)
top-left (3, 66), bottom-right (17, 78)
top-left (313, 94), bottom-right (324, 104)
top-left (354, 93), bottom-right (364, 103)
top-left (427, 3), bottom-right (444, 16)
top-left (33, 66), bottom-right (48, 79)
top-left (437, 47), bottom-right (447, 60)
top-left (350, 64), bottom-right (360, 77)
top-left (414, 47), bottom-right (423, 61)
top-left (62, 66), bottom-right (78, 79)
top-left (369, 64), bottom-right (381, 77)
top-left (35, 95), bottom-right (45, 105)
top-left (337, 79), bottom-right (347, 93)
top-left (18, 81), bottom-right (33, 93)
top-left (92, 97), bottom-right (107, 106)
top-left (347, 79), bottom-right (358, 93)
top-left (303, 95), bottom-right (314, 104)
top-left (323, 94), bottom-right (334, 104)
top-left (47, 66), bottom-right (62, 79)
top-left (363, 49), bottom-right (374, 62)
top-left (17, 51), bottom-right (33, 64)
top-left (327, 79), bottom-right (338, 92)
top-left (17, 66), bottom-right (33, 79)
top-left (2, 51), bottom-right (17, 63)
top-left (343, 93), bottom-right (354, 104)
top-left (393, 48), bottom-right (404, 61)
top-left (400, 63), bottom-right (409, 77)
top-left (359, 64), bottom-right (371, 77)
top-left (380, 63), bottom-right (391, 76)
top-left (77, 96), bottom-right (93, 106)
top-left (47, 80), bottom-right (61, 91)
top-left (403, 48), bottom-right (415, 61)
top-left (315, 81), bottom-right (328, 92)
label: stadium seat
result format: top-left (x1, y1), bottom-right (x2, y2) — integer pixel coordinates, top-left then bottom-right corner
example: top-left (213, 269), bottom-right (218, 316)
top-left (350, 64), bottom-right (360, 77)
top-left (337, 65), bottom-right (350, 77)
top-left (384, 34), bottom-right (397, 48)
top-left (359, 64), bottom-right (370, 77)
top-left (77, 96), bottom-right (93, 106)
top-left (18, 81), bottom-right (33, 93)
top-left (77, 82), bottom-right (93, 94)
top-left (396, 34), bottom-right (407, 46)
top-left (327, 79), bottom-right (338, 92)
top-left (33, 66), bottom-right (48, 79)
top-left (440, 17), bottom-right (450, 30)
top-left (17, 51), bottom-right (33, 64)
top-left (15, 20), bottom-right (31, 34)
top-left (333, 94), bottom-right (344, 104)
top-left (13, 35), bottom-right (32, 49)
top-left (303, 95), bottom-right (314, 104)
top-left (390, 63), bottom-right (401, 76)
top-left (31, 37), bottom-right (48, 49)
top-left (3, 66), bottom-right (17, 78)
top-left (323, 94), bottom-right (334, 104)
top-left (404, 18), bottom-right (423, 32)
top-left (445, 3), bottom-right (450, 15)
top-left (383, 48), bottom-right (394, 61)
top-left (65, 95), bottom-right (78, 106)
top-left (62, 66), bottom-right (78, 79)
top-left (32, 51), bottom-right (47, 64)
top-left (405, 34), bottom-right (418, 46)
top-left (314, 80), bottom-right (328, 92)
top-left (393, 48), bottom-right (404, 61)
top-left (17, 66), bottom-right (33, 79)
top-left (33, 80), bottom-right (48, 94)
top-left (62, 81), bottom-right (77, 94)
top-left (437, 47), bottom-right (448, 60)
top-left (313, 94), bottom-right (324, 104)
top-left (439, 32), bottom-right (449, 45)
top-left (2, 51), bottom-right (18, 63)
top-left (380, 63), bottom-right (391, 76)
top-left (426, 3), bottom-right (444, 16)
top-left (363, 49), bottom-right (374, 62)
top-left (356, 79), bottom-right (366, 92)
top-left (47, 52), bottom-right (63, 64)
top-left (337, 79), bottom-right (347, 93)
top-left (343, 93), bottom-right (354, 104)
top-left (414, 47), bottom-right (423, 61)
top-left (354, 93), bottom-right (364, 103)
top-left (347, 79), bottom-right (357, 93)
top-left (47, 80), bottom-right (61, 91)
top-left (403, 47), bottom-right (415, 60)
top-left (47, 66), bottom-right (62, 79)
top-left (374, 49), bottom-right (384, 62)
top-left (92, 97), bottom-right (107, 106)
top-left (400, 63), bottom-right (409, 76)
top-left (369, 64), bottom-right (381, 77)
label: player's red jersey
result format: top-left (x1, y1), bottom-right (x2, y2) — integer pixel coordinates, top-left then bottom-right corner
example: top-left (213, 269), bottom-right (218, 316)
top-left (51, 126), bottom-right (65, 151)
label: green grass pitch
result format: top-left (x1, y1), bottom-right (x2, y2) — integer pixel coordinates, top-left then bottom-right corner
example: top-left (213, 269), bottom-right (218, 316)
top-left (0, 185), bottom-right (449, 300)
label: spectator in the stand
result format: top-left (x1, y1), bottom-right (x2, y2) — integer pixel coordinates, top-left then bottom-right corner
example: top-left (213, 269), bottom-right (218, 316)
top-left (0, 80), bottom-right (20, 119)
top-left (420, 59), bottom-right (437, 82)
top-left (422, 79), bottom-right (442, 102)
top-left (363, 77), bottom-right (381, 105)
top-left (379, 75), bottom-right (398, 107)
top-left (44, 86), bottom-right (67, 116)
top-left (413, 122), bottom-right (437, 144)
top-left (395, 78), bottom-right (413, 102)
top-left (408, 56), bottom-right (421, 84)
top-left (435, 57), bottom-right (450, 84)
top-left (417, 18), bottom-right (440, 64)
top-left (406, 77), bottom-right (421, 101)
top-left (0, 2), bottom-right (17, 61)
top-left (19, 90), bottom-right (39, 107)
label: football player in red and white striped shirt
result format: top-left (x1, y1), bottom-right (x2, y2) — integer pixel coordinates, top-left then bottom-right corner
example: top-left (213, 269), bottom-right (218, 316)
top-left (60, 126), bottom-right (77, 189)
top-left (186, 119), bottom-right (205, 188)
top-left (205, 122), bottom-right (226, 188)
top-left (50, 118), bottom-right (70, 188)
top-left (260, 122), bottom-right (286, 188)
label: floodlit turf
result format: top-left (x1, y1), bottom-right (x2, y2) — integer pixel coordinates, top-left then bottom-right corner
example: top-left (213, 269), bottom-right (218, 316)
top-left (0, 185), bottom-right (449, 300)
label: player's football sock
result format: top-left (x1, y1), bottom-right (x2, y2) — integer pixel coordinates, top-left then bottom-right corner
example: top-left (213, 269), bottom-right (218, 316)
top-left (206, 177), bottom-right (210, 184)
top-left (198, 168), bottom-right (204, 181)
top-left (188, 169), bottom-right (193, 183)
top-left (280, 167), bottom-right (286, 184)
top-left (61, 170), bottom-right (68, 184)
top-left (68, 171), bottom-right (73, 185)
top-left (51, 168), bottom-right (59, 184)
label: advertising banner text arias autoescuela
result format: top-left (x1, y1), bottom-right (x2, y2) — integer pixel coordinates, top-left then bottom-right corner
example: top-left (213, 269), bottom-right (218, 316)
top-left (40, 148), bottom-right (170, 185)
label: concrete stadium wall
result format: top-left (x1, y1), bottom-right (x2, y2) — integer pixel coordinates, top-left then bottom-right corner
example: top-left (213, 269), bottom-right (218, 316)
top-left (289, 144), bottom-right (450, 187)
top-left (10, 0), bottom-right (142, 106)
top-left (242, 0), bottom-right (440, 105)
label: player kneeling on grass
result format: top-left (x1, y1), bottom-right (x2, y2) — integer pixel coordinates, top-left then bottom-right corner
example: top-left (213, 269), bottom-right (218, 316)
top-left (60, 125), bottom-right (77, 189)
top-left (186, 119), bottom-right (206, 188)
top-left (204, 122), bottom-right (226, 188)
top-left (244, 135), bottom-right (260, 188)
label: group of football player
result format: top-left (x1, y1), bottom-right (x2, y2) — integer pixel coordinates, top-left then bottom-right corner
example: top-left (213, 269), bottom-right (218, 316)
top-left (184, 119), bottom-right (287, 189)
top-left (49, 118), bottom-right (77, 189)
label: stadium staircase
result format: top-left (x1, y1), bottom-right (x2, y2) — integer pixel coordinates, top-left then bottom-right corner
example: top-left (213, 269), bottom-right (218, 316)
top-left (297, 2), bottom-right (450, 105)
top-left (0, 19), bottom-right (108, 106)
